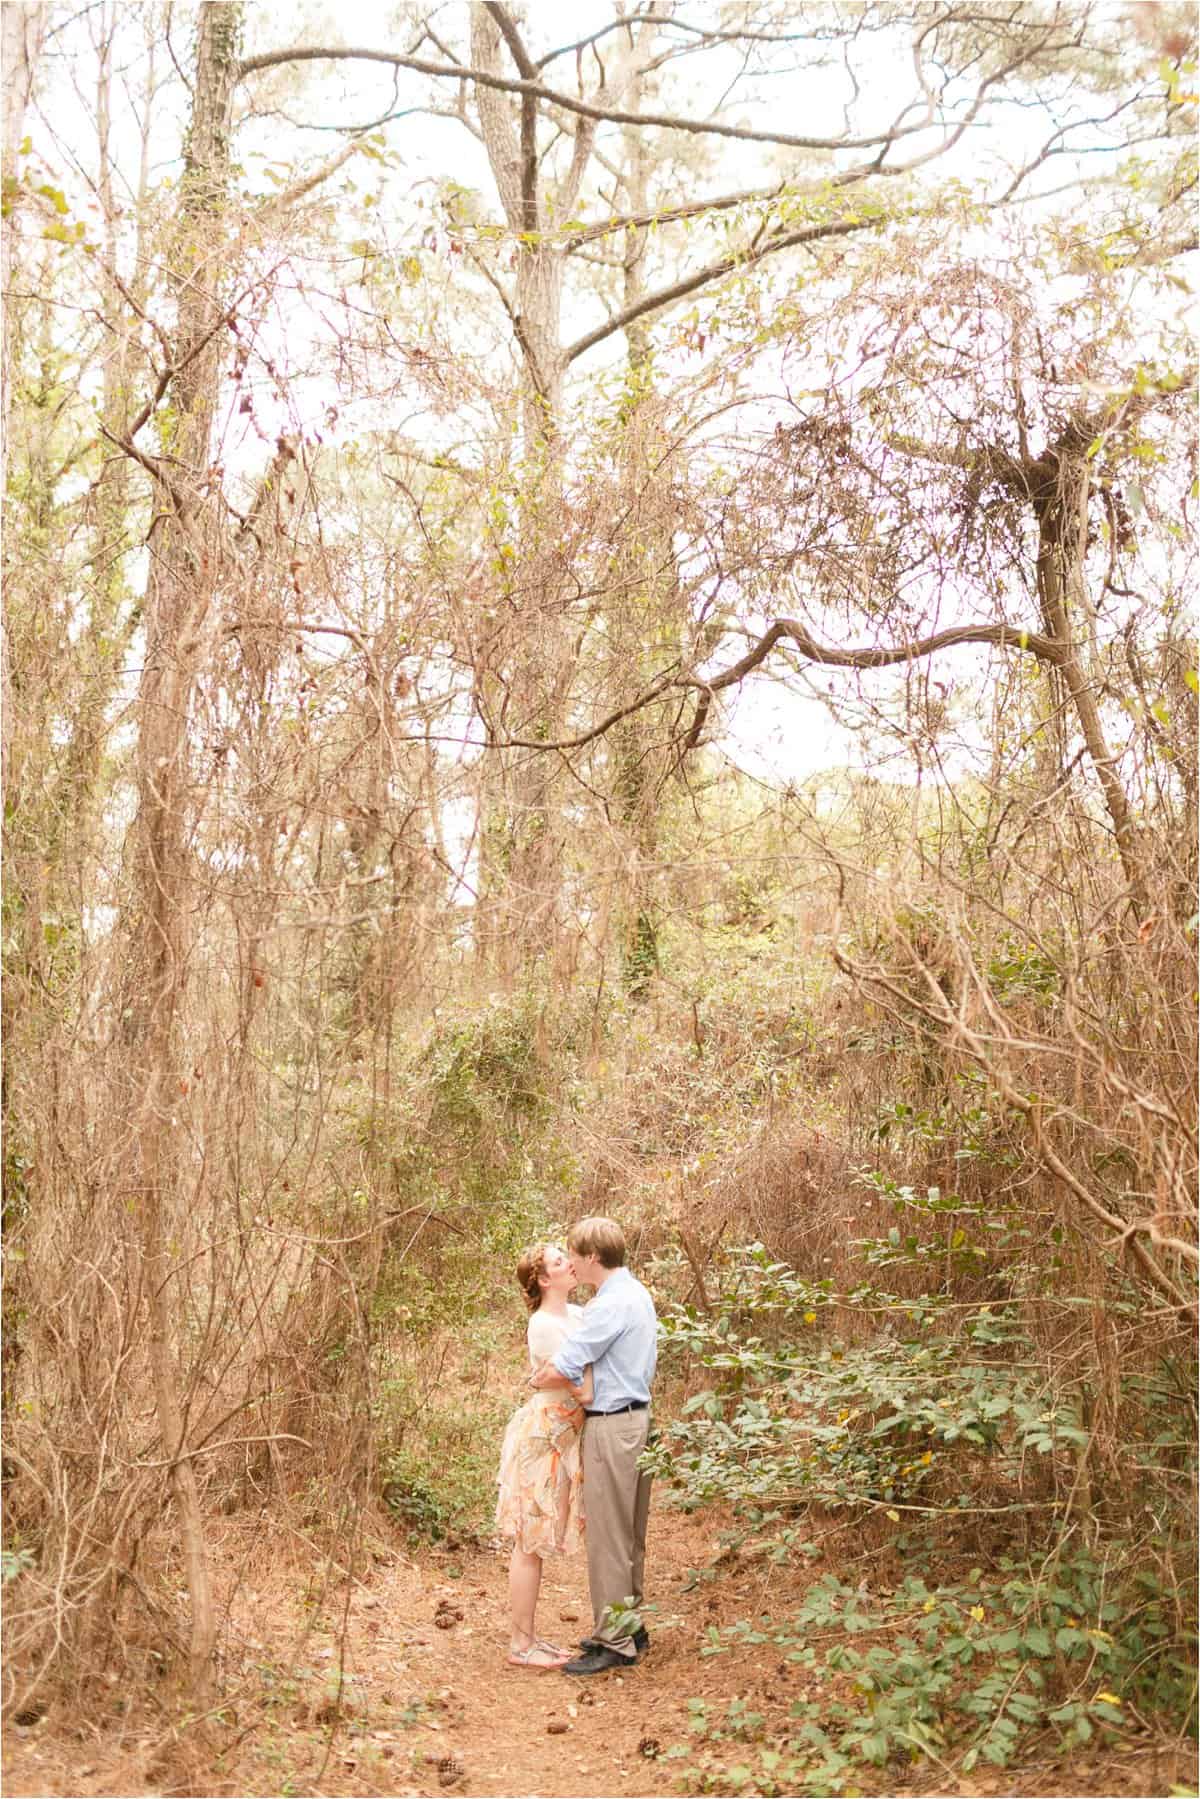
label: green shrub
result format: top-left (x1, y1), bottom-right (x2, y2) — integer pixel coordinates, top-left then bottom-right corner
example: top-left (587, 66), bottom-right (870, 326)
top-left (380, 1406), bottom-right (506, 1546)
top-left (649, 1236), bottom-right (1197, 1791)
top-left (648, 1243), bottom-right (1094, 1516)
top-left (699, 1554), bottom-right (1196, 1785)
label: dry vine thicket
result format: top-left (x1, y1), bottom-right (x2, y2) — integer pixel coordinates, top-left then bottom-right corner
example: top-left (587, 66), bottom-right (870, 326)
top-left (1, 0), bottom-right (1196, 1775)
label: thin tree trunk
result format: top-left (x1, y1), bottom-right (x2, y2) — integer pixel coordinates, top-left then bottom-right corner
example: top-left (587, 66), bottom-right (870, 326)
top-left (1, 2), bottom-right (48, 793)
top-left (468, 8), bottom-right (647, 980)
top-left (1032, 451), bottom-right (1147, 909)
top-left (0, 0), bottom-right (46, 476)
top-left (122, 0), bottom-right (241, 1696)
top-left (612, 97), bottom-right (677, 994)
top-left (469, 9), bottom-right (567, 978)
top-left (62, 3), bottom-right (155, 838)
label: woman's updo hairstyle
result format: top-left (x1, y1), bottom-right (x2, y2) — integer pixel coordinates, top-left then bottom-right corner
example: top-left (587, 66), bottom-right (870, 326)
top-left (515, 1243), bottom-right (552, 1313)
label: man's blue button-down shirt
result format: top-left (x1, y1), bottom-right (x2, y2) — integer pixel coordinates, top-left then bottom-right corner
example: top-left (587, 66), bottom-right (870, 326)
top-left (551, 1266), bottom-right (658, 1410)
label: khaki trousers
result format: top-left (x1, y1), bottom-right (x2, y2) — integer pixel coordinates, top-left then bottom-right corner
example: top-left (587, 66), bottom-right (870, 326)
top-left (582, 1409), bottom-right (652, 1657)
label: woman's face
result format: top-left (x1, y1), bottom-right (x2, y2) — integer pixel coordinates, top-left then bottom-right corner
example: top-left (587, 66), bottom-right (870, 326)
top-left (539, 1244), bottom-right (576, 1297)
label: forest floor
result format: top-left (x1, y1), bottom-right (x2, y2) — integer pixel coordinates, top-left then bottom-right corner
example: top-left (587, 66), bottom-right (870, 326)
top-left (3, 1500), bottom-right (1194, 1799)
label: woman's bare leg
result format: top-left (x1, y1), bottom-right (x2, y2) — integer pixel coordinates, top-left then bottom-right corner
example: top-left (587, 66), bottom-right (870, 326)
top-left (509, 1544), bottom-right (542, 1649)
top-left (508, 1544), bottom-right (567, 1664)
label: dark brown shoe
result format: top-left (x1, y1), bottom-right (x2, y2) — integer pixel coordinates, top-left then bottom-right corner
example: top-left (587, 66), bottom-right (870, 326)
top-left (562, 1645), bottom-right (637, 1676)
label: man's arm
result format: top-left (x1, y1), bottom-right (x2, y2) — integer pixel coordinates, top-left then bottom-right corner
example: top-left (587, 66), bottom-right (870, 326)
top-left (529, 1357), bottom-right (573, 1390)
top-left (535, 1294), bottom-right (623, 1387)
top-left (528, 1359), bottom-right (594, 1403)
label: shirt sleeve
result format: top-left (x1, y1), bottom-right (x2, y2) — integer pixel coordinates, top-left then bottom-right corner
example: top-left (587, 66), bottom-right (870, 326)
top-left (551, 1292), bottom-right (622, 1384)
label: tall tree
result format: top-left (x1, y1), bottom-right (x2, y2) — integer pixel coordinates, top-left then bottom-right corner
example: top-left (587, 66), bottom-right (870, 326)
top-left (664, 231), bottom-right (1194, 916)
top-left (236, 2), bottom-right (1162, 969)
top-left (0, 0), bottom-right (47, 479)
top-left (1, 0), bottom-right (49, 788)
top-left (118, 0), bottom-right (242, 1692)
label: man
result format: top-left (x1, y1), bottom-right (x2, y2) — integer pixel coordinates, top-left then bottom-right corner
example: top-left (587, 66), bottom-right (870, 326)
top-left (530, 1215), bottom-right (658, 1675)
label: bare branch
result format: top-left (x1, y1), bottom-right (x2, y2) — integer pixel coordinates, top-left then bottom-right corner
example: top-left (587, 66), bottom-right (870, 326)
top-left (562, 182), bottom-right (785, 251)
top-left (698, 616), bottom-right (1066, 689)
top-left (565, 211), bottom-right (885, 366)
top-left (252, 139), bottom-right (359, 218)
top-left (236, 43), bottom-right (937, 155)
top-left (483, 614), bottom-right (1065, 753)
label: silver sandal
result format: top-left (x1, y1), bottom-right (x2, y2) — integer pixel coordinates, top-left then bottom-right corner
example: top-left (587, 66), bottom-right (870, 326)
top-left (506, 1639), bottom-right (569, 1669)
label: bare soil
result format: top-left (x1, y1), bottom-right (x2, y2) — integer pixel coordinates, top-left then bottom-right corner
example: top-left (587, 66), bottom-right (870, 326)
top-left (3, 1502), bottom-right (1194, 1799)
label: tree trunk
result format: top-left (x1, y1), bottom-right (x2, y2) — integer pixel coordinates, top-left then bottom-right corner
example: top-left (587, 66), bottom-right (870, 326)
top-left (611, 104), bottom-right (679, 994)
top-left (1030, 442), bottom-right (1147, 910)
top-left (121, 0), bottom-right (241, 1696)
top-left (468, 8), bottom-right (647, 980)
top-left (0, 0), bottom-right (46, 474)
top-left (468, 9), bottom-right (569, 978)
top-left (1, 2), bottom-right (48, 794)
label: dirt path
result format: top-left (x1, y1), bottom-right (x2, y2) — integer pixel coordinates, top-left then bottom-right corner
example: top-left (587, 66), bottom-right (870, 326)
top-left (282, 1508), bottom-right (723, 1799)
top-left (3, 1499), bottom-right (1191, 1799)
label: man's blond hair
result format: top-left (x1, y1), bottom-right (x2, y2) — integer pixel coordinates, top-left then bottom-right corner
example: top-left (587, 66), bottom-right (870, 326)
top-left (568, 1215), bottom-right (626, 1269)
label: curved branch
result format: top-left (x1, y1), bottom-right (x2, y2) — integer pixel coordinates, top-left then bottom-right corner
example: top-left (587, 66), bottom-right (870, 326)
top-left (562, 182), bottom-right (784, 251)
top-left (565, 211), bottom-right (881, 365)
top-left (701, 616), bottom-right (1065, 694)
top-left (485, 615), bottom-right (1065, 751)
top-left (535, 13), bottom-right (820, 72)
top-left (236, 43), bottom-right (935, 154)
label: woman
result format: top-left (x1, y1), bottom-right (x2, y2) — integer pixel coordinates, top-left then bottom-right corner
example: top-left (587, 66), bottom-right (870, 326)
top-left (496, 1242), bottom-right (592, 1668)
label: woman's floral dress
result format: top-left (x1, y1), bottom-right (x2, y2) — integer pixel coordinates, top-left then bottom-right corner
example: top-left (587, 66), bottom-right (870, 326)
top-left (495, 1304), bottom-right (586, 1556)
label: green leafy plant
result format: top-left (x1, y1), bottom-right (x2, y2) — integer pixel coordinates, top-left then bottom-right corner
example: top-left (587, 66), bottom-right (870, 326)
top-left (664, 1555), bottom-right (1196, 1792)
top-left (2, 1547), bottom-right (35, 1585)
top-left (650, 1289), bottom-right (1090, 1517)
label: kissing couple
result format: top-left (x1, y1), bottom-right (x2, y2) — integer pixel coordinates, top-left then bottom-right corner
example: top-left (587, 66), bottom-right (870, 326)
top-left (495, 1216), bottom-right (658, 1674)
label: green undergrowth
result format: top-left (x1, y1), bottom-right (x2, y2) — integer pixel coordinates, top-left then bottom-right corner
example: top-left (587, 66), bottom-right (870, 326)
top-left (372, 1308), bottom-right (516, 1545)
top-left (643, 1244), bottom-right (1180, 1518)
top-left (645, 1241), bottom-right (1198, 1792)
top-left (670, 1553), bottom-right (1195, 1795)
